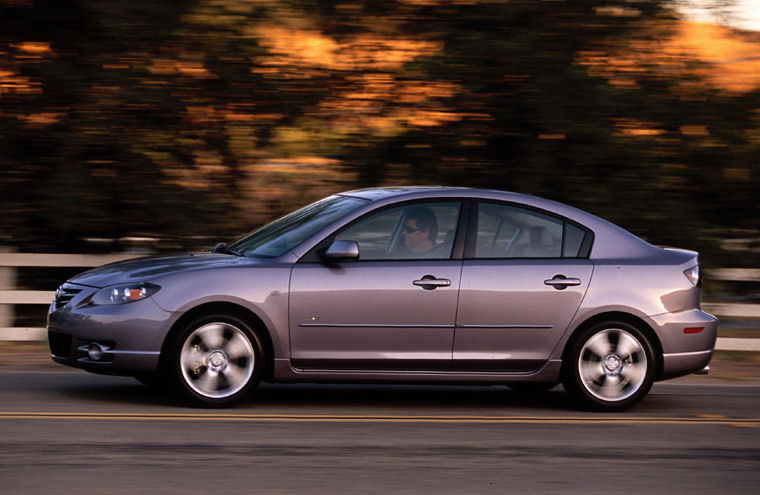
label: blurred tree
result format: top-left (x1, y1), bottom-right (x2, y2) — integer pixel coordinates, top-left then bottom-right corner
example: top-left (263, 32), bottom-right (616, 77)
top-left (0, 0), bottom-right (757, 265)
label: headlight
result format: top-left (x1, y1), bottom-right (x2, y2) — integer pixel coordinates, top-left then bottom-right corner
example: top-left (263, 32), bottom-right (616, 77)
top-left (91, 283), bottom-right (160, 305)
top-left (683, 265), bottom-right (700, 286)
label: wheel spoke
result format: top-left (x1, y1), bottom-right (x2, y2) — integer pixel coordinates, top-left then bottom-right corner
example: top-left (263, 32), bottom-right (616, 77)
top-left (222, 364), bottom-right (247, 390)
top-left (225, 332), bottom-right (253, 360)
top-left (181, 346), bottom-right (204, 374)
top-left (196, 323), bottom-right (226, 350)
top-left (615, 332), bottom-right (642, 360)
top-left (621, 362), bottom-right (646, 388)
top-left (599, 375), bottom-right (622, 399)
top-left (584, 334), bottom-right (612, 360)
top-left (194, 369), bottom-right (221, 393)
top-left (580, 359), bottom-right (605, 384)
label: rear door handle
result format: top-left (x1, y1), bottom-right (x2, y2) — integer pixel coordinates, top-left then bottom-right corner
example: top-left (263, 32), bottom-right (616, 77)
top-left (544, 276), bottom-right (581, 290)
top-left (413, 275), bottom-right (451, 290)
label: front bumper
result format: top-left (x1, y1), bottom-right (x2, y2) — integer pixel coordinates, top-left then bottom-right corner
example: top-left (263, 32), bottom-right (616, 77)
top-left (47, 283), bottom-right (176, 376)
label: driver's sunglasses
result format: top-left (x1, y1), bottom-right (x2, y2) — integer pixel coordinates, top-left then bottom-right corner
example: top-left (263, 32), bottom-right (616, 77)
top-left (403, 225), bottom-right (423, 234)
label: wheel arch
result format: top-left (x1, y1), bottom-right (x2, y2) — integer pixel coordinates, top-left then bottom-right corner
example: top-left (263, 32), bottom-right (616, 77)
top-left (159, 302), bottom-right (276, 382)
top-left (561, 311), bottom-right (664, 381)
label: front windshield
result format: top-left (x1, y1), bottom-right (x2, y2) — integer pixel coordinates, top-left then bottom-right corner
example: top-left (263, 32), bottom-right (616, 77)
top-left (228, 195), bottom-right (369, 258)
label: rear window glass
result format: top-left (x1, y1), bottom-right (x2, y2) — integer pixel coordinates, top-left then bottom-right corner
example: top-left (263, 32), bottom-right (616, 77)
top-left (474, 202), bottom-right (588, 259)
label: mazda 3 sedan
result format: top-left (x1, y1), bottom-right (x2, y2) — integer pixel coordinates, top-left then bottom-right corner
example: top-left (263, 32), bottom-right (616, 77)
top-left (48, 187), bottom-right (717, 410)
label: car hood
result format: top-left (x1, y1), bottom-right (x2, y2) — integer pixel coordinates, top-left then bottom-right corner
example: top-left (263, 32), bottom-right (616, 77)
top-left (68, 253), bottom-right (255, 288)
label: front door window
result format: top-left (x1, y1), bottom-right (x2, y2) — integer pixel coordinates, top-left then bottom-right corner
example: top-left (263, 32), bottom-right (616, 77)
top-left (335, 202), bottom-right (461, 260)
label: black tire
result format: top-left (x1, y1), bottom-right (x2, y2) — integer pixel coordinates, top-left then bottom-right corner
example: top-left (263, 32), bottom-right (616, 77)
top-left (166, 313), bottom-right (264, 407)
top-left (562, 321), bottom-right (655, 412)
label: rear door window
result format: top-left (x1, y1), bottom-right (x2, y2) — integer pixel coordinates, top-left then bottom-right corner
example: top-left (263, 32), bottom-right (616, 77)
top-left (473, 202), bottom-right (588, 259)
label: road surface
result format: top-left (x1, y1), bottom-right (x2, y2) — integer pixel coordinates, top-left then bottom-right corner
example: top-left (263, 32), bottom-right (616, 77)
top-left (1, 362), bottom-right (758, 495)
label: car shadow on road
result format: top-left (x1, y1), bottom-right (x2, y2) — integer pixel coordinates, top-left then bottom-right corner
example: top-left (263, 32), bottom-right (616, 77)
top-left (61, 379), bottom-right (579, 412)
top-left (254, 382), bottom-right (579, 412)
top-left (60, 379), bottom-right (184, 407)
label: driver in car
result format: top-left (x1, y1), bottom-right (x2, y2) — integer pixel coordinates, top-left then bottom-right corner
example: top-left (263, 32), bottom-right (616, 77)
top-left (401, 207), bottom-right (440, 256)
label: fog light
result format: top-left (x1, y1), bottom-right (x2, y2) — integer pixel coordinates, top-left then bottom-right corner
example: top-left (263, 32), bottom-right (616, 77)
top-left (87, 343), bottom-right (108, 361)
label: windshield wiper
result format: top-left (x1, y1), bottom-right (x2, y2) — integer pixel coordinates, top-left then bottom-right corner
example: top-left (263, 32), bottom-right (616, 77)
top-left (211, 242), bottom-right (243, 256)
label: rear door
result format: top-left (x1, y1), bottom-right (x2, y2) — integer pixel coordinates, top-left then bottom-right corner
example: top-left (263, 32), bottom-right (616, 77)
top-left (454, 201), bottom-right (593, 372)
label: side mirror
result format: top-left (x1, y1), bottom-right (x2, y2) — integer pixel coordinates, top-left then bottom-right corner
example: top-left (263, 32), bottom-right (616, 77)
top-left (323, 240), bottom-right (360, 261)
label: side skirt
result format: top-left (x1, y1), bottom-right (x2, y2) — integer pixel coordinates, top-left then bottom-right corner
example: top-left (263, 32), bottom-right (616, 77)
top-left (270, 358), bottom-right (562, 385)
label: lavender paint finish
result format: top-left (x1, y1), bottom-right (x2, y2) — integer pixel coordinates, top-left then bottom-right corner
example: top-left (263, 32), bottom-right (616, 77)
top-left (47, 187), bottom-right (717, 410)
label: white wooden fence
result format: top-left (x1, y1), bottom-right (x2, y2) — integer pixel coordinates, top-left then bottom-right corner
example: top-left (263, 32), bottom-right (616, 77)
top-left (1, 252), bottom-right (758, 350)
top-left (0, 253), bottom-right (137, 341)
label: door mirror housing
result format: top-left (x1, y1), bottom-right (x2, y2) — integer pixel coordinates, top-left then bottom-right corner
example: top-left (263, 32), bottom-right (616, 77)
top-left (323, 240), bottom-right (360, 261)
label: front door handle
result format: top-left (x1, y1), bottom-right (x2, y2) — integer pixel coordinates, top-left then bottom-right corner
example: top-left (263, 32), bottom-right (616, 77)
top-left (544, 275), bottom-right (581, 290)
top-left (413, 275), bottom-right (451, 290)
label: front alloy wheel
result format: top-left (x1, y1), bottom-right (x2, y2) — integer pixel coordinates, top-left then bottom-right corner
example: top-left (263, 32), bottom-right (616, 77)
top-left (169, 315), bottom-right (262, 406)
top-left (563, 322), bottom-right (654, 411)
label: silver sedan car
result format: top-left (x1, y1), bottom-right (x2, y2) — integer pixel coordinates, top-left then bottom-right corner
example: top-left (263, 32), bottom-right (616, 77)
top-left (48, 187), bottom-right (717, 410)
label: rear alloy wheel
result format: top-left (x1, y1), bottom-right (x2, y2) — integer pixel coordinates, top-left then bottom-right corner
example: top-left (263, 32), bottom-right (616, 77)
top-left (168, 314), bottom-right (263, 407)
top-left (563, 321), bottom-right (654, 411)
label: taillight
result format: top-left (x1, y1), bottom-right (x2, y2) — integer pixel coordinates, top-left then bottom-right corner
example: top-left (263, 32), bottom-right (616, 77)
top-left (683, 265), bottom-right (700, 286)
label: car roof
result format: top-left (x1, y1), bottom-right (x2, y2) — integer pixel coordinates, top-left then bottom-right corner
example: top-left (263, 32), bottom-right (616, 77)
top-left (340, 186), bottom-right (474, 201)
top-left (340, 186), bottom-right (546, 205)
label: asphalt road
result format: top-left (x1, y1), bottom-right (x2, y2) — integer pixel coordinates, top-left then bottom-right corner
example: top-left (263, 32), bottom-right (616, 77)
top-left (1, 368), bottom-right (758, 495)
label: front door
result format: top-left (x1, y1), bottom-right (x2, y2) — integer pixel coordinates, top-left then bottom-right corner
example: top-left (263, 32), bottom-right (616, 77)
top-left (289, 201), bottom-right (463, 370)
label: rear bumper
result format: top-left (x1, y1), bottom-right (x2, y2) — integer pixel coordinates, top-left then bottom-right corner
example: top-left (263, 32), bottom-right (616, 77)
top-left (661, 349), bottom-right (714, 379)
top-left (647, 309), bottom-right (718, 379)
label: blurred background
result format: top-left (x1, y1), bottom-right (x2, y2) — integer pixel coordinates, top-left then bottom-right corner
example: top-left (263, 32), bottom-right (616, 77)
top-left (1, 0), bottom-right (759, 334)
